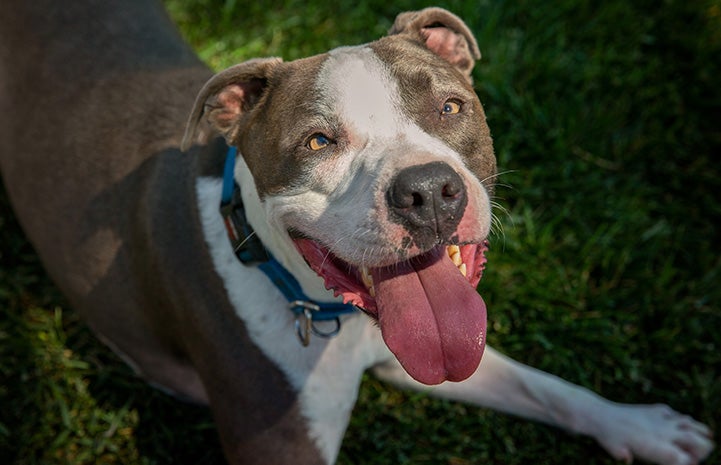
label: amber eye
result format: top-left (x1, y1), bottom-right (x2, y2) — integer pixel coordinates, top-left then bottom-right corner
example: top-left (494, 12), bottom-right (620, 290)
top-left (308, 134), bottom-right (331, 151)
top-left (441, 100), bottom-right (462, 115)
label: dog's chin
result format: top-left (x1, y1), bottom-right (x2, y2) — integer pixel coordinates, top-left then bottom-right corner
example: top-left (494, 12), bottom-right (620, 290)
top-left (293, 236), bottom-right (489, 385)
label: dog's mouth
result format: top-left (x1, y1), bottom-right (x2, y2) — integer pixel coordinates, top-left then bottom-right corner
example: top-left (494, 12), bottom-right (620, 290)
top-left (294, 238), bottom-right (488, 385)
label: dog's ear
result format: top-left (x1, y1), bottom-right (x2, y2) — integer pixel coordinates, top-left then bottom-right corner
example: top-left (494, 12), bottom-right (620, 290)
top-left (389, 8), bottom-right (480, 82)
top-left (181, 57), bottom-right (282, 151)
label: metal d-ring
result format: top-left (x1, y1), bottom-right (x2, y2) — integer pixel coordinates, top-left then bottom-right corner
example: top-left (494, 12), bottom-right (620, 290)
top-left (311, 317), bottom-right (341, 339)
top-left (290, 300), bottom-right (343, 346)
top-left (290, 300), bottom-right (319, 346)
top-left (294, 307), bottom-right (313, 347)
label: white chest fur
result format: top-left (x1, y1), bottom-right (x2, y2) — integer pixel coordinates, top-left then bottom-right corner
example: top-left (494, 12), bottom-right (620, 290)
top-left (196, 176), bottom-right (391, 463)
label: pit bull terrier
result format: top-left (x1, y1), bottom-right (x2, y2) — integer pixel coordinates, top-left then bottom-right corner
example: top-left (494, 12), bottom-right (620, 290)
top-left (0, 1), bottom-right (713, 464)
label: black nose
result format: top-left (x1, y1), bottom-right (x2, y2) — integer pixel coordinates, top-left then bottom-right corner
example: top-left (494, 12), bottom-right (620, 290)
top-left (387, 162), bottom-right (467, 242)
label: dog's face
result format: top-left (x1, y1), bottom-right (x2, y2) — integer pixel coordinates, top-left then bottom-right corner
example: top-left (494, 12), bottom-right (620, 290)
top-left (185, 8), bottom-right (496, 385)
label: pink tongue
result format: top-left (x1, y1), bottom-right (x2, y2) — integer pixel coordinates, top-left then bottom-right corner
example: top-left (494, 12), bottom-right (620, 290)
top-left (373, 247), bottom-right (486, 385)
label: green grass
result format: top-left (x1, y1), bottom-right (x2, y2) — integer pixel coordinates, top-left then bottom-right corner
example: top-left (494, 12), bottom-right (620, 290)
top-left (2, 0), bottom-right (720, 463)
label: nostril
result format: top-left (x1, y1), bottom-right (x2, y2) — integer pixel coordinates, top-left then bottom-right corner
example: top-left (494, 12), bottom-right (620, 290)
top-left (388, 189), bottom-right (420, 209)
top-left (441, 182), bottom-right (461, 198)
top-left (411, 192), bottom-right (424, 207)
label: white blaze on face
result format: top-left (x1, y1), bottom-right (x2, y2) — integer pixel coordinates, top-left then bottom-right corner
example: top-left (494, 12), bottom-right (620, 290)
top-left (316, 46), bottom-right (460, 156)
top-left (318, 46), bottom-right (403, 140)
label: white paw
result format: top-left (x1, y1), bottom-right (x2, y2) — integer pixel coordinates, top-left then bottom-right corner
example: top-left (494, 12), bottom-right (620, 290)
top-left (591, 403), bottom-right (714, 465)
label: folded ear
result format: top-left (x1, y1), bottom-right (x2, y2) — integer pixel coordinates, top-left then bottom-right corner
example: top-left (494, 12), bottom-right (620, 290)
top-left (181, 57), bottom-right (282, 151)
top-left (389, 8), bottom-right (480, 82)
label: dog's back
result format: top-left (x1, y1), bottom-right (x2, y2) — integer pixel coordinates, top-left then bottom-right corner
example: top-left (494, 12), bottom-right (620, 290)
top-left (0, 0), bottom-right (207, 265)
top-left (0, 0), bottom-right (218, 397)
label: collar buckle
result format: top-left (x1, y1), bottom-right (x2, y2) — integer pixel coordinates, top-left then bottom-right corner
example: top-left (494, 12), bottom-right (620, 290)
top-left (221, 195), bottom-right (269, 264)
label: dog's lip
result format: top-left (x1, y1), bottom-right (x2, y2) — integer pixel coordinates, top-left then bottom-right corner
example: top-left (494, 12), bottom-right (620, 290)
top-left (292, 236), bottom-right (488, 313)
top-left (292, 236), bottom-right (378, 312)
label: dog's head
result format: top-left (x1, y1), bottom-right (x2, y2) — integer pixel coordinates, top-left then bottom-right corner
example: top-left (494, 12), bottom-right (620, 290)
top-left (184, 8), bottom-right (496, 385)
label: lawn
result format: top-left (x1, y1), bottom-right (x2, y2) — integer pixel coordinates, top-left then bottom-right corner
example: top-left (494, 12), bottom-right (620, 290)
top-left (1, 0), bottom-right (719, 464)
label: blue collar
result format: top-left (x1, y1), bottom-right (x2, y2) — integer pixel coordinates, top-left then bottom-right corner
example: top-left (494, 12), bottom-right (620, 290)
top-left (220, 146), bottom-right (358, 345)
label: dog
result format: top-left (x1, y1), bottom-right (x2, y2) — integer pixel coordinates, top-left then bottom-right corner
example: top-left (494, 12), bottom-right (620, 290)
top-left (0, 1), bottom-right (713, 464)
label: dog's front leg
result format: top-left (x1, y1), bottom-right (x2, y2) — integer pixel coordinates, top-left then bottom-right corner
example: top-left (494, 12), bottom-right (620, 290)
top-left (373, 346), bottom-right (714, 465)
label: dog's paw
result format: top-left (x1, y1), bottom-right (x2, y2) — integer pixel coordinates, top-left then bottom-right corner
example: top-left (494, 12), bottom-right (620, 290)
top-left (591, 403), bottom-right (714, 465)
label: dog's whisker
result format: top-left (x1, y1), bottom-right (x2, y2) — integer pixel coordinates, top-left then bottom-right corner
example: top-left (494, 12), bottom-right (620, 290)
top-left (319, 236), bottom-right (348, 271)
top-left (360, 245), bottom-right (372, 272)
top-left (235, 230), bottom-right (257, 250)
top-left (490, 200), bottom-right (511, 221)
top-left (348, 227), bottom-right (375, 266)
top-left (489, 214), bottom-right (506, 241)
top-left (480, 169), bottom-right (515, 185)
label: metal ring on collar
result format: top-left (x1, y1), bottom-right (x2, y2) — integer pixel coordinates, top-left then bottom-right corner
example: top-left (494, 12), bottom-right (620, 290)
top-left (294, 307), bottom-right (314, 347)
top-left (290, 300), bottom-right (343, 346)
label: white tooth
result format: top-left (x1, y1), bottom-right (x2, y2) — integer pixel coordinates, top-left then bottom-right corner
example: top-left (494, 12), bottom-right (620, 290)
top-left (458, 263), bottom-right (467, 277)
top-left (447, 245), bottom-right (460, 257)
top-left (451, 251), bottom-right (462, 266)
top-left (368, 286), bottom-right (376, 297)
top-left (361, 266), bottom-right (374, 289)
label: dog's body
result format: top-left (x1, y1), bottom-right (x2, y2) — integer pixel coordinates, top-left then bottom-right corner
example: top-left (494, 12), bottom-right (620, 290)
top-left (0, 1), bottom-right (713, 464)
